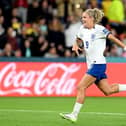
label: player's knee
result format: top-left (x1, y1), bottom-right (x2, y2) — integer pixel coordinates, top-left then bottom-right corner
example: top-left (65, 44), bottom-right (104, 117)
top-left (77, 83), bottom-right (87, 92)
top-left (76, 85), bottom-right (82, 91)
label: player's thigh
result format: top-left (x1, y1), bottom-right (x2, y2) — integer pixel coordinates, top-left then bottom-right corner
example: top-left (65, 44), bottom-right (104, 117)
top-left (96, 79), bottom-right (111, 95)
top-left (78, 73), bottom-right (96, 89)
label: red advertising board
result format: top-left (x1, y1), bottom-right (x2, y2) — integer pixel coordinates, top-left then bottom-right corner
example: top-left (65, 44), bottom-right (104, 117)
top-left (0, 62), bottom-right (126, 97)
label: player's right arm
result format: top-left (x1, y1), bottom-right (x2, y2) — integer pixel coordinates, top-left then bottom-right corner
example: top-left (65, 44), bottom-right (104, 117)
top-left (72, 38), bottom-right (84, 56)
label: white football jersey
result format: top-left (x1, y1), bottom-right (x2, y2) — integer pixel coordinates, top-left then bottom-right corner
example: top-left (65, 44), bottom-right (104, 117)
top-left (77, 24), bottom-right (111, 69)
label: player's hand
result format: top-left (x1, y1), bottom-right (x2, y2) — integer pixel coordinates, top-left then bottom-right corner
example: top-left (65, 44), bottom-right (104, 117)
top-left (72, 43), bottom-right (83, 56)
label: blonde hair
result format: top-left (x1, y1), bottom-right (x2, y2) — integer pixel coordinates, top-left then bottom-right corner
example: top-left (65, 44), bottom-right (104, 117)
top-left (85, 8), bottom-right (104, 24)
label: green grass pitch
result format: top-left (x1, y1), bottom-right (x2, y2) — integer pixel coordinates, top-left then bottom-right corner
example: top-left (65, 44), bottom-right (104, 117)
top-left (0, 97), bottom-right (126, 126)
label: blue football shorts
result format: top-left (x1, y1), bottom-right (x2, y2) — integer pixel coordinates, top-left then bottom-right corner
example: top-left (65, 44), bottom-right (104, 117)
top-left (86, 64), bottom-right (107, 84)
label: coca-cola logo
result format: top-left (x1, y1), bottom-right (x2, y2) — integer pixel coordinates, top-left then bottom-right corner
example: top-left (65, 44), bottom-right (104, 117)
top-left (0, 63), bottom-right (81, 96)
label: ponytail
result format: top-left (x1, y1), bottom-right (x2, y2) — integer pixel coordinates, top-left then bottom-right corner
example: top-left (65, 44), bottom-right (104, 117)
top-left (85, 8), bottom-right (104, 24)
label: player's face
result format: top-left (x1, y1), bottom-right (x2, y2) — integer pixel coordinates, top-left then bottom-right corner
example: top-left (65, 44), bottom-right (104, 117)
top-left (81, 12), bottom-right (94, 29)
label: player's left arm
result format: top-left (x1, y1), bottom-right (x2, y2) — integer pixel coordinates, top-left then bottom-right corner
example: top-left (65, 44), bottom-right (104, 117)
top-left (108, 33), bottom-right (126, 51)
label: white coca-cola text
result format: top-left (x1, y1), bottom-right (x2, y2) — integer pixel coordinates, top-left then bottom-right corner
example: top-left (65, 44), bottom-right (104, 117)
top-left (0, 63), bottom-right (81, 96)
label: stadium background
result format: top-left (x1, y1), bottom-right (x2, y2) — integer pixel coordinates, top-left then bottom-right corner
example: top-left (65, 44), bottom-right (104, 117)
top-left (0, 0), bottom-right (126, 126)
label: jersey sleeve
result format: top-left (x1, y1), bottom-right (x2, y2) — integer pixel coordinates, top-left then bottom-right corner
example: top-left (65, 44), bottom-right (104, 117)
top-left (102, 27), bottom-right (111, 38)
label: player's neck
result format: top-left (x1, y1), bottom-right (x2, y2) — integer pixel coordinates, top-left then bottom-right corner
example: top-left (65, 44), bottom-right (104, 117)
top-left (88, 24), bottom-right (95, 29)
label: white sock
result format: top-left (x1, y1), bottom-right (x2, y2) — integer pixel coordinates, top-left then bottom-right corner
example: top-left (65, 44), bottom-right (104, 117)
top-left (119, 84), bottom-right (126, 91)
top-left (72, 102), bottom-right (83, 117)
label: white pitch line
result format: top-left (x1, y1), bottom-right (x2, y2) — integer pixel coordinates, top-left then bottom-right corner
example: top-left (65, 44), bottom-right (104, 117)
top-left (0, 109), bottom-right (126, 116)
top-left (0, 109), bottom-right (56, 113)
top-left (81, 112), bottom-right (126, 116)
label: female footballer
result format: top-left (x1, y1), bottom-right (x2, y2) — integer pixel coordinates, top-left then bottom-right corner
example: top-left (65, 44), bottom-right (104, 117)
top-left (60, 8), bottom-right (126, 122)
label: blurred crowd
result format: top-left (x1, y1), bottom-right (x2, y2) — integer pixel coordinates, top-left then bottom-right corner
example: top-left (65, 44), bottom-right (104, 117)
top-left (0, 0), bottom-right (126, 58)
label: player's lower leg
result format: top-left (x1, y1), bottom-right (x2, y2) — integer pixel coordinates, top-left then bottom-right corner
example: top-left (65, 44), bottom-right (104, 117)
top-left (60, 87), bottom-right (85, 122)
top-left (109, 84), bottom-right (126, 95)
top-left (71, 88), bottom-right (85, 118)
top-left (60, 74), bottom-right (96, 122)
